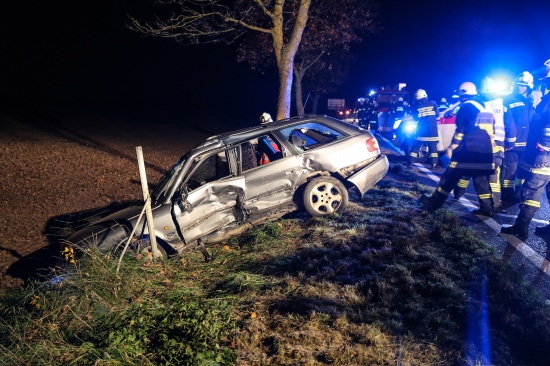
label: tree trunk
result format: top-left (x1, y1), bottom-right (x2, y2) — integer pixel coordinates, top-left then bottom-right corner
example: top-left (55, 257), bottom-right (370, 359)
top-left (276, 58), bottom-right (294, 121)
top-left (273, 0), bottom-right (312, 121)
top-left (294, 67), bottom-right (305, 116)
top-left (311, 92), bottom-right (321, 114)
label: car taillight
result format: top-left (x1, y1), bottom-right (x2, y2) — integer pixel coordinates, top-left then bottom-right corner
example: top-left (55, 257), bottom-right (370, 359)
top-left (366, 137), bottom-right (379, 152)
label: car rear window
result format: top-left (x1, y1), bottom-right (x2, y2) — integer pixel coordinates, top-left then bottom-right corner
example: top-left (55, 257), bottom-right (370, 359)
top-left (279, 122), bottom-right (345, 151)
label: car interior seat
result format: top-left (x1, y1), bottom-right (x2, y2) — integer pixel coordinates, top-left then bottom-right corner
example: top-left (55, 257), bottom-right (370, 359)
top-left (258, 136), bottom-right (283, 162)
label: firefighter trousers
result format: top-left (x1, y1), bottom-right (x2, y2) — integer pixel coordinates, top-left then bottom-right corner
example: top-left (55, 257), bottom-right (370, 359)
top-left (454, 157), bottom-right (502, 204)
top-left (520, 172), bottom-right (550, 210)
top-left (432, 168), bottom-right (493, 211)
top-left (409, 140), bottom-right (438, 166)
top-left (502, 150), bottom-right (525, 200)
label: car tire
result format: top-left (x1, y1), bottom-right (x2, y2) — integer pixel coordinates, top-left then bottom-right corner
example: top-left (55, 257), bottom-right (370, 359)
top-left (303, 176), bottom-right (348, 217)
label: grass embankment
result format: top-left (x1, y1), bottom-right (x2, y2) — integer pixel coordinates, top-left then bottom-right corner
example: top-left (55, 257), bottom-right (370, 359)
top-left (2, 163), bottom-right (550, 365)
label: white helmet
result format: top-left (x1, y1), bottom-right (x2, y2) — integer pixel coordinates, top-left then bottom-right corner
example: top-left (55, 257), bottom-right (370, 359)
top-left (515, 71), bottom-right (534, 89)
top-left (458, 82), bottom-right (478, 96)
top-left (415, 89), bottom-right (427, 100)
top-left (398, 97), bottom-right (404, 102)
top-left (440, 97), bottom-right (447, 103)
top-left (260, 112), bottom-right (273, 124)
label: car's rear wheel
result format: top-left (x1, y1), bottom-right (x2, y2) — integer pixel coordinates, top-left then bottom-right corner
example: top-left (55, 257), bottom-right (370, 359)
top-left (303, 176), bottom-right (348, 217)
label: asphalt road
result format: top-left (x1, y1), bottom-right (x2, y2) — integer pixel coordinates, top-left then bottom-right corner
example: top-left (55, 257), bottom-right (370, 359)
top-left (376, 133), bottom-right (550, 302)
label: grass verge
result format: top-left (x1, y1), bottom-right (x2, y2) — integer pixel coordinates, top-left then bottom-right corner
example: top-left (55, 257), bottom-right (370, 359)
top-left (1, 163), bottom-right (550, 365)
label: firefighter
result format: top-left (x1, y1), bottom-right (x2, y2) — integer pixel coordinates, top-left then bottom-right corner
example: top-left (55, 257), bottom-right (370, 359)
top-left (421, 82), bottom-right (496, 215)
top-left (453, 76), bottom-right (513, 209)
top-left (367, 99), bottom-right (379, 131)
top-left (500, 71), bottom-right (536, 203)
top-left (501, 69), bottom-right (550, 240)
top-left (394, 97), bottom-right (406, 120)
top-left (260, 112), bottom-right (273, 124)
top-left (408, 89), bottom-right (439, 168)
top-left (356, 97), bottom-right (368, 128)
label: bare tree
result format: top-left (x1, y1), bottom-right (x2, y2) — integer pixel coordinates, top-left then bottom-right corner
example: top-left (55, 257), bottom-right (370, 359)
top-left (236, 0), bottom-right (379, 116)
top-left (128, 0), bottom-right (312, 120)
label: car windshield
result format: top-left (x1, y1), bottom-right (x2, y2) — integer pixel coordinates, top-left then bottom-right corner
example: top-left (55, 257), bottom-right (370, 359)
top-left (151, 156), bottom-right (187, 204)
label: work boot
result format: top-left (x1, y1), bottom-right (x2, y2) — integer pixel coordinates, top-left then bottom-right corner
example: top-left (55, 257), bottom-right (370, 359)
top-left (453, 187), bottom-right (466, 200)
top-left (419, 191), bottom-right (446, 210)
top-left (472, 200), bottom-right (494, 216)
top-left (501, 208), bottom-right (536, 241)
top-left (535, 224), bottom-right (550, 235)
top-left (492, 193), bottom-right (504, 213)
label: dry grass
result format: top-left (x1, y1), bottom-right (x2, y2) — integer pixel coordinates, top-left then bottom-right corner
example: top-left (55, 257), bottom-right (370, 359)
top-left (2, 159), bottom-right (550, 365)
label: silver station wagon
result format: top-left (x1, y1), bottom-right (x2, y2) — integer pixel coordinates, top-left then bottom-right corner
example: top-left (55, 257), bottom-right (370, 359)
top-left (66, 115), bottom-right (389, 257)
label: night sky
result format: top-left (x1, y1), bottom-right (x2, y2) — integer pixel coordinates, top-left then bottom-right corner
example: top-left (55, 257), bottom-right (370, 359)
top-left (1, 0), bottom-right (549, 119)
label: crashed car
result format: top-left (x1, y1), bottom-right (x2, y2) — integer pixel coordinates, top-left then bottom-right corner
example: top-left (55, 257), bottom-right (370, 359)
top-left (66, 115), bottom-right (389, 257)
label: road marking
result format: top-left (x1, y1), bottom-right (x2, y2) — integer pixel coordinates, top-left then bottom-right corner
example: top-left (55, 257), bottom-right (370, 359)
top-left (375, 132), bottom-right (550, 279)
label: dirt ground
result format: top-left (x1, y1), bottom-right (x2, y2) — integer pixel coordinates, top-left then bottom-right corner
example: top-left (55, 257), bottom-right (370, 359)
top-left (0, 103), bottom-right (232, 289)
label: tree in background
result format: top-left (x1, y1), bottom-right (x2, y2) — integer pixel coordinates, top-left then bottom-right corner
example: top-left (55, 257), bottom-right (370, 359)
top-left (237, 0), bottom-right (379, 116)
top-left (128, 0), bottom-right (312, 120)
top-left (303, 50), bottom-right (356, 114)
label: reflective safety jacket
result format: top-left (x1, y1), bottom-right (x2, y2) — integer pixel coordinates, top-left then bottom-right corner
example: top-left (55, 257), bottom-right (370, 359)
top-left (520, 92), bottom-right (550, 175)
top-left (413, 98), bottom-right (439, 142)
top-left (481, 94), bottom-right (512, 158)
top-left (504, 92), bottom-right (535, 152)
top-left (449, 97), bottom-right (496, 173)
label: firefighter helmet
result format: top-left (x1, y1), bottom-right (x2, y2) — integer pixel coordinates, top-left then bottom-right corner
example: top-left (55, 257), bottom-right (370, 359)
top-left (458, 82), bottom-right (478, 96)
top-left (514, 71), bottom-right (534, 89)
top-left (440, 97), bottom-right (447, 103)
top-left (398, 97), bottom-right (404, 102)
top-left (540, 60), bottom-right (550, 79)
top-left (415, 89), bottom-right (427, 100)
top-left (260, 112), bottom-right (273, 124)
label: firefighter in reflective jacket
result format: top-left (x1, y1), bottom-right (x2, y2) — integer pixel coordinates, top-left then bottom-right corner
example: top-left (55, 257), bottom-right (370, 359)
top-left (394, 97), bottom-right (406, 120)
top-left (421, 82), bottom-right (496, 215)
top-left (453, 76), bottom-right (513, 209)
top-left (501, 86), bottom-right (550, 240)
top-left (408, 89), bottom-right (439, 168)
top-left (500, 71), bottom-right (536, 202)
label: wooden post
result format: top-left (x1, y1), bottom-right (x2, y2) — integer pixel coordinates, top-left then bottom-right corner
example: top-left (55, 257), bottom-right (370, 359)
top-left (136, 146), bottom-right (162, 258)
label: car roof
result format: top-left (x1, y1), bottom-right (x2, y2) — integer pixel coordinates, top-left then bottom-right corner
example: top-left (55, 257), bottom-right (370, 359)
top-left (194, 114), bottom-right (362, 149)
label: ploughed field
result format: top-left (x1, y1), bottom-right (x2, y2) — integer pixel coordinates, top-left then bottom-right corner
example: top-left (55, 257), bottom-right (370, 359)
top-left (0, 104), bottom-right (217, 288)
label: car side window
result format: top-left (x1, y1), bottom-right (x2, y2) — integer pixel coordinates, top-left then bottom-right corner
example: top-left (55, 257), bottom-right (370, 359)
top-left (186, 152), bottom-right (231, 191)
top-left (239, 133), bottom-right (284, 172)
top-left (279, 122), bottom-right (345, 151)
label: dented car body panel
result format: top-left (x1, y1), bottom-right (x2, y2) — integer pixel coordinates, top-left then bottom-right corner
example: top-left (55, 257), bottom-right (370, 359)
top-left (67, 115), bottom-right (389, 255)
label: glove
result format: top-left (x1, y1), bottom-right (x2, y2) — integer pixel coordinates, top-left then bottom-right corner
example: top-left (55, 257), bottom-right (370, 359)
top-left (534, 152), bottom-right (549, 168)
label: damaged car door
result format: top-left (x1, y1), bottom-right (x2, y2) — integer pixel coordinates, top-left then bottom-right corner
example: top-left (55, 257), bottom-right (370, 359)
top-left (173, 148), bottom-right (245, 245)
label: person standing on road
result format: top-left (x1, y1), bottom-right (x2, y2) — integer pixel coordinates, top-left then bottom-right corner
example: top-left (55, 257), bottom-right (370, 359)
top-left (367, 99), bottom-right (379, 131)
top-left (453, 76), bottom-right (513, 210)
top-left (501, 67), bottom-right (550, 240)
top-left (408, 89), bottom-right (440, 168)
top-left (501, 72), bottom-right (536, 203)
top-left (421, 82), bottom-right (496, 215)
top-left (356, 98), bottom-right (368, 128)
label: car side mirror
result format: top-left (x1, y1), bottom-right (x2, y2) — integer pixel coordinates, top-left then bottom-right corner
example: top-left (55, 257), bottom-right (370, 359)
top-left (175, 190), bottom-right (193, 213)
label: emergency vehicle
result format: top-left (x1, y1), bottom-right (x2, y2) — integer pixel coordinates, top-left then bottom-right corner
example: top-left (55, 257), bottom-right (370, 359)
top-left (391, 101), bottom-right (459, 162)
